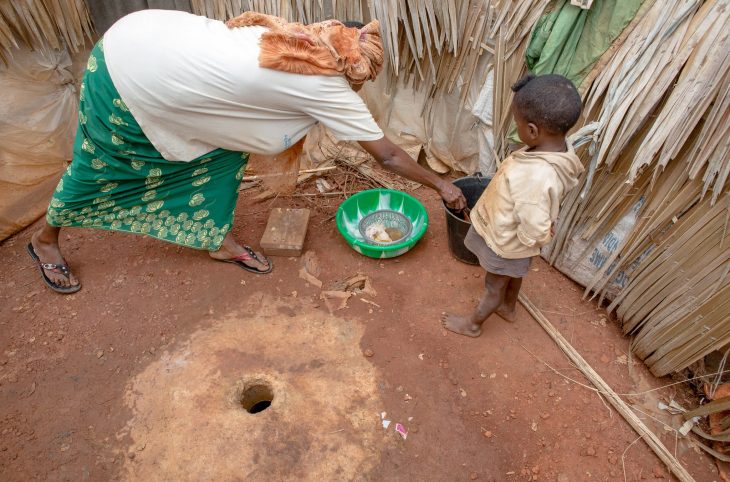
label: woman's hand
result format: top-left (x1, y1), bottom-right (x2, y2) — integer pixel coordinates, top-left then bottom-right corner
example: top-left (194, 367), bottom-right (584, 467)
top-left (439, 181), bottom-right (467, 211)
top-left (358, 137), bottom-right (467, 211)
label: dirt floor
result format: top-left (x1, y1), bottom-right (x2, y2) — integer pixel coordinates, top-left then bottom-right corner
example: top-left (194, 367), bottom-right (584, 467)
top-left (0, 185), bottom-right (721, 481)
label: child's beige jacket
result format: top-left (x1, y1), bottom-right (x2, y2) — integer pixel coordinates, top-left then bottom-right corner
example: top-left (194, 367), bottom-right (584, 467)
top-left (470, 146), bottom-right (583, 259)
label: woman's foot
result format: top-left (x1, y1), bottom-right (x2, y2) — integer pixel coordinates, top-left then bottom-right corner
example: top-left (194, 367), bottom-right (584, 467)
top-left (440, 313), bottom-right (482, 338)
top-left (30, 229), bottom-right (80, 291)
top-left (496, 305), bottom-right (517, 322)
top-left (209, 233), bottom-right (271, 272)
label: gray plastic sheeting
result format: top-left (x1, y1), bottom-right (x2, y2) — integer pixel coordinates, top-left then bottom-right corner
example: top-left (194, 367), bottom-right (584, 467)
top-left (85, 0), bottom-right (192, 35)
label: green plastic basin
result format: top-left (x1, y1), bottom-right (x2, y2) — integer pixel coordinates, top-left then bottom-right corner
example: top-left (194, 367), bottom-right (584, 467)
top-left (336, 189), bottom-right (429, 259)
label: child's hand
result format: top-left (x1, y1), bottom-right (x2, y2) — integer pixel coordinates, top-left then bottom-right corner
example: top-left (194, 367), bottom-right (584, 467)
top-left (550, 223), bottom-right (556, 237)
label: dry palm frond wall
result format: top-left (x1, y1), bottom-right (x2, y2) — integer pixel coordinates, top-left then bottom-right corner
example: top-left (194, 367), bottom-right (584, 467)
top-left (544, 0), bottom-right (730, 376)
top-left (0, 0), bottom-right (94, 65)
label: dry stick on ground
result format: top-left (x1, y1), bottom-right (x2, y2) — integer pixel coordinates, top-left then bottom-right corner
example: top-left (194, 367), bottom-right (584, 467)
top-left (622, 435), bottom-right (644, 482)
top-left (293, 192), bottom-right (345, 197)
top-left (518, 292), bottom-right (696, 482)
top-left (241, 166), bottom-right (336, 181)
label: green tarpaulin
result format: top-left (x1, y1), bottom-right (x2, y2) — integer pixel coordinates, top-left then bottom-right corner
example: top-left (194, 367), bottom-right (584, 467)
top-left (508, 0), bottom-right (643, 143)
top-left (526, 0), bottom-right (643, 86)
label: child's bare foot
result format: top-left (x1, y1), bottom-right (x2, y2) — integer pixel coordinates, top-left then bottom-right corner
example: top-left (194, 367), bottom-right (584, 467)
top-left (441, 313), bottom-right (482, 338)
top-left (496, 305), bottom-right (516, 323)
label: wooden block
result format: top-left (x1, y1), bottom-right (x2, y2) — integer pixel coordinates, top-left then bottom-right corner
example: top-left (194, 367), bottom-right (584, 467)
top-left (260, 208), bottom-right (310, 257)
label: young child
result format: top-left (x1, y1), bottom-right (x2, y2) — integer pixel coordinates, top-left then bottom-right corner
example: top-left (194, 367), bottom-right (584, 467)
top-left (441, 73), bottom-right (584, 337)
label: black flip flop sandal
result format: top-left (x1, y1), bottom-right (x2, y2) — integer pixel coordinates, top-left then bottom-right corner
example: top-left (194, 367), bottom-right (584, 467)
top-left (27, 243), bottom-right (82, 294)
top-left (218, 245), bottom-right (273, 274)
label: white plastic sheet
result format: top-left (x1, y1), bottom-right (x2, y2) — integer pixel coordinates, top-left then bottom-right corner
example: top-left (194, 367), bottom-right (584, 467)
top-left (544, 198), bottom-right (650, 300)
top-left (358, 61), bottom-right (486, 175)
top-left (0, 46), bottom-right (86, 240)
top-left (471, 70), bottom-right (498, 175)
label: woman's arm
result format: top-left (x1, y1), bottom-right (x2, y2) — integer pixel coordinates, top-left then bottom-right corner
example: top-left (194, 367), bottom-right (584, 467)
top-left (359, 137), bottom-right (467, 210)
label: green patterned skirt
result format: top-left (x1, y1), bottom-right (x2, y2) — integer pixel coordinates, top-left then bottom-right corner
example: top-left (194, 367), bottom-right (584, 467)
top-left (46, 39), bottom-right (248, 251)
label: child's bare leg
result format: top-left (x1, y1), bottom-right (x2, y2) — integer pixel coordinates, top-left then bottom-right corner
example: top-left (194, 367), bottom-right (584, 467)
top-left (496, 277), bottom-right (522, 322)
top-left (441, 273), bottom-right (510, 337)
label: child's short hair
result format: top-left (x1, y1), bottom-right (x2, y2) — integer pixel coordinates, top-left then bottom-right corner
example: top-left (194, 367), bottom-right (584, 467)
top-left (511, 74), bottom-right (582, 134)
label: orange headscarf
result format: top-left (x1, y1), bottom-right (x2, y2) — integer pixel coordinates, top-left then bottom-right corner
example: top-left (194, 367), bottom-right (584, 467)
top-left (226, 12), bottom-right (383, 85)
